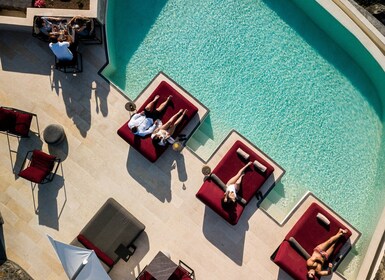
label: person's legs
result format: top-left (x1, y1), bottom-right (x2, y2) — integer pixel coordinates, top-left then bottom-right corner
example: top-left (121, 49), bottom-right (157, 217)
top-left (226, 162), bottom-right (252, 190)
top-left (166, 109), bottom-right (187, 136)
top-left (315, 228), bottom-right (347, 252)
top-left (144, 95), bottom-right (160, 112)
top-left (159, 109), bottom-right (183, 131)
top-left (155, 95), bottom-right (172, 113)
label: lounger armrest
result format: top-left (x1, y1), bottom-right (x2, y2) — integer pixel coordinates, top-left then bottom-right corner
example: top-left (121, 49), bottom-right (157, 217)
top-left (288, 237), bottom-right (311, 260)
top-left (209, 173), bottom-right (226, 191)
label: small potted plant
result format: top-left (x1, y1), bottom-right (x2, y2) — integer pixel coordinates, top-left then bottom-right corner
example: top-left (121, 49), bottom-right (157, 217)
top-left (34, 0), bottom-right (46, 8)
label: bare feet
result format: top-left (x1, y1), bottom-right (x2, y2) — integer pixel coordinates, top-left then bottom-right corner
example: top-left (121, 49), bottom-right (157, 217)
top-left (339, 228), bottom-right (348, 235)
top-left (166, 95), bottom-right (173, 102)
top-left (182, 109), bottom-right (188, 116)
top-left (241, 162), bottom-right (252, 174)
top-left (154, 95), bottom-right (160, 101)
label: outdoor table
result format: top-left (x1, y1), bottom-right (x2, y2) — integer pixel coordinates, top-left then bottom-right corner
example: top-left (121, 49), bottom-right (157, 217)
top-left (145, 251), bottom-right (178, 280)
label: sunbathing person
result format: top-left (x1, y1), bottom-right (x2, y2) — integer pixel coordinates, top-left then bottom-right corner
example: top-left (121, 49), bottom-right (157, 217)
top-left (128, 95), bottom-right (171, 137)
top-left (49, 36), bottom-right (74, 61)
top-left (151, 109), bottom-right (187, 146)
top-left (222, 162), bottom-right (252, 204)
top-left (68, 16), bottom-right (93, 37)
top-left (306, 228), bottom-right (348, 279)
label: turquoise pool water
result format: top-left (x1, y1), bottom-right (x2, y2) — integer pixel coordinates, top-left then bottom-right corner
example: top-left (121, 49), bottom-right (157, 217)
top-left (103, 0), bottom-right (385, 277)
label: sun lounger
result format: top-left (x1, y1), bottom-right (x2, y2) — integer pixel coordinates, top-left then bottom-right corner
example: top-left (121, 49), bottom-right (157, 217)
top-left (272, 202), bottom-right (352, 280)
top-left (117, 81), bottom-right (198, 162)
top-left (71, 198), bottom-right (145, 271)
top-left (196, 140), bottom-right (275, 225)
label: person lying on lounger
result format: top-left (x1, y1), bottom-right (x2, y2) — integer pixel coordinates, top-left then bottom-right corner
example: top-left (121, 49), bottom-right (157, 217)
top-left (151, 109), bottom-right (187, 146)
top-left (222, 162), bottom-right (252, 204)
top-left (306, 228), bottom-right (348, 279)
top-left (128, 95), bottom-right (171, 137)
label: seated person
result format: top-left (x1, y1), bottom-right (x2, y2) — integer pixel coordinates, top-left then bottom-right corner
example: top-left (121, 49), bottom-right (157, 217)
top-left (68, 16), bottom-right (93, 37)
top-left (222, 162), bottom-right (252, 205)
top-left (151, 109), bottom-right (187, 146)
top-left (306, 228), bottom-right (348, 279)
top-left (49, 36), bottom-right (73, 61)
top-left (35, 16), bottom-right (66, 36)
top-left (128, 95), bottom-right (171, 137)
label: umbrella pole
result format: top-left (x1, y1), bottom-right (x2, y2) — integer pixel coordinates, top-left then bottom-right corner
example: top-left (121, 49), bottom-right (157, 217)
top-left (71, 258), bottom-right (88, 280)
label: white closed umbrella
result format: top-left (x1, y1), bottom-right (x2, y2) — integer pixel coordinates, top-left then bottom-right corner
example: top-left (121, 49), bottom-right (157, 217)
top-left (48, 235), bottom-right (111, 280)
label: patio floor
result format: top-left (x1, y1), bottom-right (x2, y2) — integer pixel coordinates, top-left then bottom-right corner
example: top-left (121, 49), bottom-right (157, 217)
top-left (0, 27), bottom-right (357, 280)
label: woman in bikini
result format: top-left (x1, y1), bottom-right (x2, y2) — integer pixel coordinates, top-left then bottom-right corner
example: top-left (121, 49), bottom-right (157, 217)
top-left (151, 109), bottom-right (187, 146)
top-left (306, 228), bottom-right (348, 279)
top-left (222, 162), bottom-right (252, 204)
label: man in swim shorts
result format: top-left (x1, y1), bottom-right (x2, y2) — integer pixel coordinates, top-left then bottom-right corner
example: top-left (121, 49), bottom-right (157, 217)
top-left (306, 228), bottom-right (348, 279)
top-left (128, 95), bottom-right (171, 137)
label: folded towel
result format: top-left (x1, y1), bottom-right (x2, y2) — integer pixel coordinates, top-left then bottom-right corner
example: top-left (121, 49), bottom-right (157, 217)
top-left (253, 160), bottom-right (267, 173)
top-left (236, 148), bottom-right (250, 161)
top-left (317, 213), bottom-right (330, 226)
top-left (289, 237), bottom-right (311, 260)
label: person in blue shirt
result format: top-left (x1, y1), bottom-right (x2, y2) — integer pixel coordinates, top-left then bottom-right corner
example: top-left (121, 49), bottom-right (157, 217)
top-left (128, 95), bottom-right (172, 137)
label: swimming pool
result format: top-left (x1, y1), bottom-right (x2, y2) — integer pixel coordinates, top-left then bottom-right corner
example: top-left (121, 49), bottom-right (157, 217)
top-left (102, 0), bottom-right (385, 277)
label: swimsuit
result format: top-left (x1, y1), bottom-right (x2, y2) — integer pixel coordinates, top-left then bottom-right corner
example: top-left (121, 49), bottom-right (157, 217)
top-left (314, 246), bottom-right (329, 261)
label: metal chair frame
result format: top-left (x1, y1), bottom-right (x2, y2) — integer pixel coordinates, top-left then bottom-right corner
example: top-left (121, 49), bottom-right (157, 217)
top-left (19, 150), bottom-right (61, 184)
top-left (178, 260), bottom-right (195, 279)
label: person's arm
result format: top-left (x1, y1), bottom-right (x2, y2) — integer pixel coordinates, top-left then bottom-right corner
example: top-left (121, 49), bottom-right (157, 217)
top-left (318, 263), bottom-right (333, 276)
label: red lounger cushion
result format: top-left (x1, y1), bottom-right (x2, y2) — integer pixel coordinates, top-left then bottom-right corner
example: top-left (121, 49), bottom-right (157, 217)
top-left (77, 234), bottom-right (115, 267)
top-left (117, 81), bottom-right (198, 162)
top-left (273, 202), bottom-right (352, 280)
top-left (196, 140), bottom-right (274, 225)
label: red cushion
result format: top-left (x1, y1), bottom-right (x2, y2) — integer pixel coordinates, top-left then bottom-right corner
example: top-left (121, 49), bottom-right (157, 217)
top-left (273, 240), bottom-right (320, 280)
top-left (169, 265), bottom-right (191, 280)
top-left (18, 150), bottom-right (56, 183)
top-left (285, 203), bottom-right (351, 259)
top-left (0, 107), bottom-right (16, 132)
top-left (117, 81), bottom-right (199, 162)
top-left (10, 111), bottom-right (33, 137)
top-left (273, 203), bottom-right (352, 280)
top-left (30, 150), bottom-right (56, 172)
top-left (138, 271), bottom-right (156, 280)
top-left (19, 166), bottom-right (50, 183)
top-left (77, 234), bottom-right (115, 267)
top-left (196, 140), bottom-right (274, 225)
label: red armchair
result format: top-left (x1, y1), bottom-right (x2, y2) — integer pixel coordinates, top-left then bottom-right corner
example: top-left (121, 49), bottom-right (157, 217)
top-left (0, 106), bottom-right (40, 138)
top-left (18, 150), bottom-right (60, 184)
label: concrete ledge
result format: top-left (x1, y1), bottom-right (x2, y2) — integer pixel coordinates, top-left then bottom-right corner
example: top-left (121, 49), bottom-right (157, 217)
top-left (0, 0), bottom-right (100, 27)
